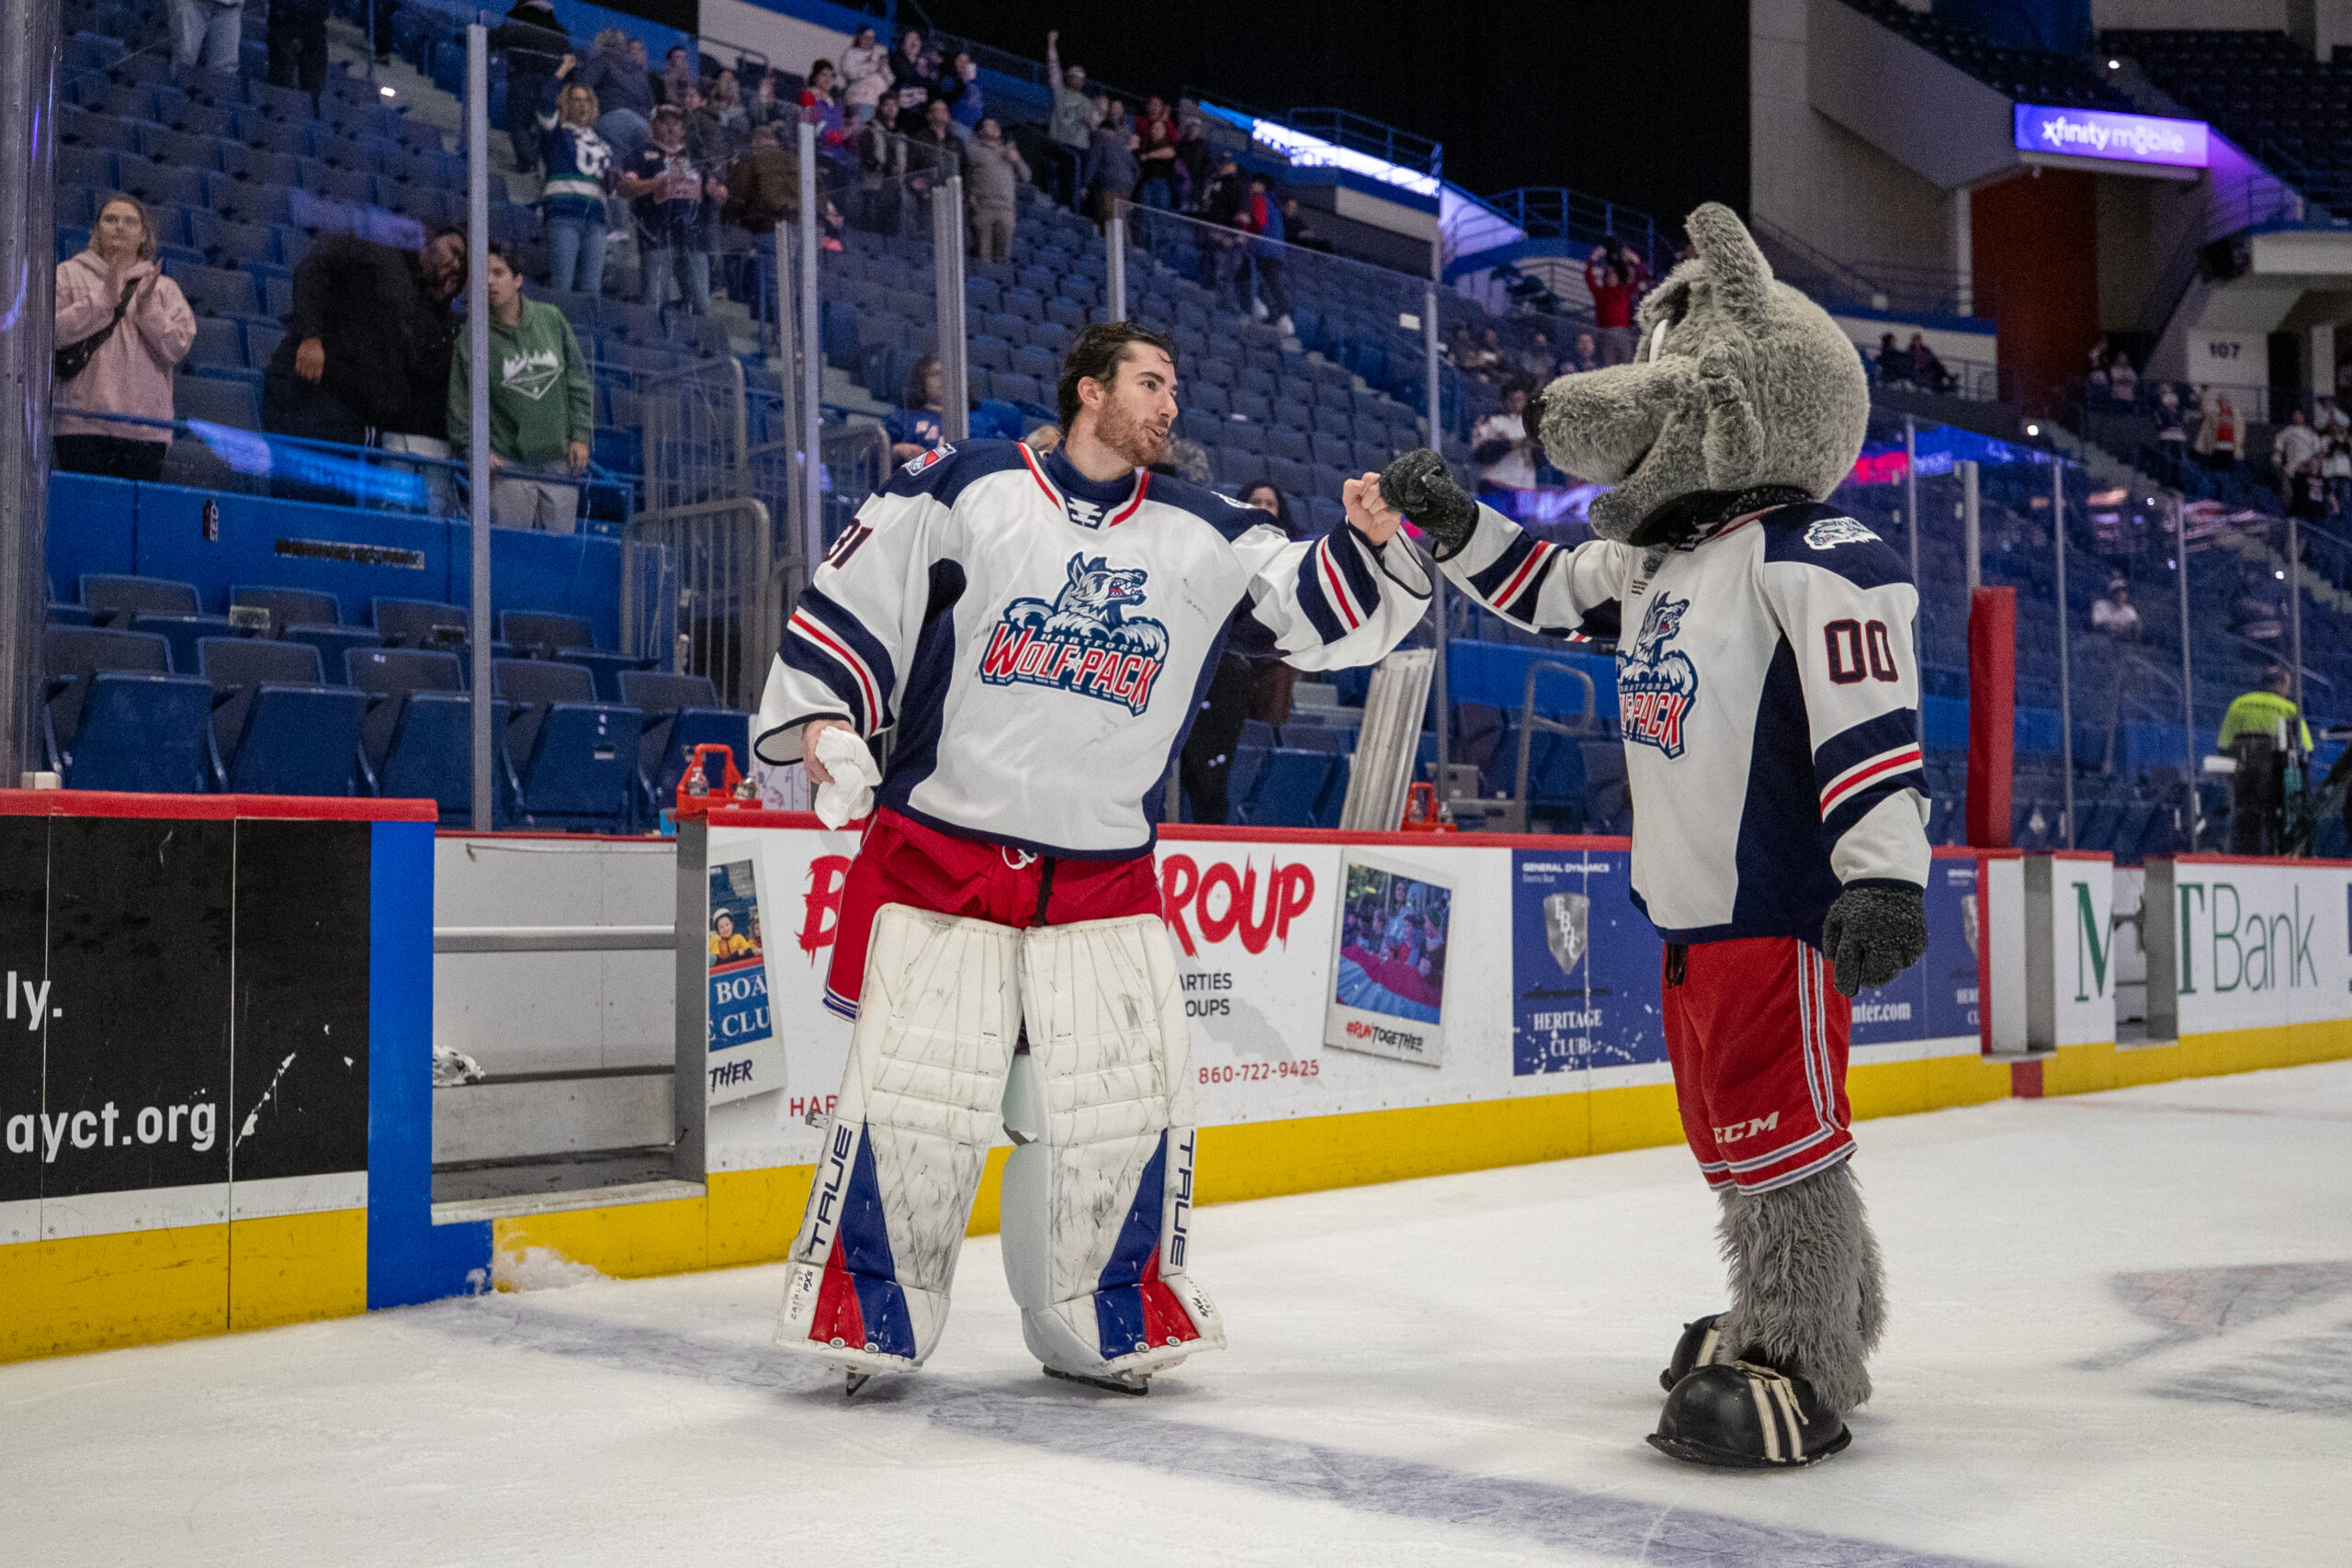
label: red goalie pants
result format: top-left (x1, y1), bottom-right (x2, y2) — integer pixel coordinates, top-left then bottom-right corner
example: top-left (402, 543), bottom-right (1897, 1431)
top-left (1662, 936), bottom-right (1854, 1193)
top-left (822, 808), bottom-right (1163, 1020)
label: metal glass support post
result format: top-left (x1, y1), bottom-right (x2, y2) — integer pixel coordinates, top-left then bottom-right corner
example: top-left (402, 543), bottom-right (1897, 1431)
top-left (1425, 279), bottom-right (1448, 784)
top-left (0, 0), bottom-right (57, 784)
top-left (797, 119), bottom-right (822, 567)
top-left (2286, 511), bottom-right (2304, 719)
top-left (931, 175), bottom-right (968, 442)
top-left (1960, 459), bottom-right (1980, 591)
top-left (467, 25), bottom-right (494, 829)
top-left (1105, 209), bottom-right (1126, 321)
top-left (770, 209), bottom-right (790, 359)
top-left (2171, 492), bottom-right (2197, 849)
top-left (1904, 414), bottom-right (1921, 626)
top-left (2052, 459), bottom-right (2075, 848)
top-left (774, 218), bottom-right (803, 577)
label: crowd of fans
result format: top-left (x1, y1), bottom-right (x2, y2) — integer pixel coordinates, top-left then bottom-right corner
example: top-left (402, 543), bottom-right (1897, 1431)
top-left (82, 11), bottom-right (1674, 533)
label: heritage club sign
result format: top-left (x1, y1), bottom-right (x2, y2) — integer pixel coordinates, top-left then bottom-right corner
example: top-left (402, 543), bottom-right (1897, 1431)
top-left (2013, 104), bottom-right (2210, 170)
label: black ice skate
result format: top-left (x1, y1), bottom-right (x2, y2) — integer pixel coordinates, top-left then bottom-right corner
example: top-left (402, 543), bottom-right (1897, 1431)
top-left (1648, 1361), bottom-right (1851, 1469)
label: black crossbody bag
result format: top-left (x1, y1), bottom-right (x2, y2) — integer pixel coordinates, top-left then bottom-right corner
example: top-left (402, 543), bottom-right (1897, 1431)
top-left (55, 278), bottom-right (141, 383)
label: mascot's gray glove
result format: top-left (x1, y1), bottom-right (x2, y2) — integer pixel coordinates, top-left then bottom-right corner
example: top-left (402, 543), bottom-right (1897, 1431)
top-left (1821, 882), bottom-right (1928, 998)
top-left (1379, 449), bottom-right (1478, 560)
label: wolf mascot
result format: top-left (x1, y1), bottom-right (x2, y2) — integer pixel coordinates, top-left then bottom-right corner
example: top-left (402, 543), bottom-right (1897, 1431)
top-left (1382, 204), bottom-right (1928, 1467)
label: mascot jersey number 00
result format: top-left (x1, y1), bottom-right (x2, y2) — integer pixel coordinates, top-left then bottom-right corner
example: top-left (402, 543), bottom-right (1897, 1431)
top-left (1383, 203), bottom-right (1932, 1469)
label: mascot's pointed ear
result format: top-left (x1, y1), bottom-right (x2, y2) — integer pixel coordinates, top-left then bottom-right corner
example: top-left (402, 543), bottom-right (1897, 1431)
top-left (1685, 203), bottom-right (1774, 329)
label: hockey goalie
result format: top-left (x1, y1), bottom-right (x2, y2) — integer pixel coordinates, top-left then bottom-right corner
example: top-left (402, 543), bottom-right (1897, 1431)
top-left (753, 322), bottom-right (1430, 1393)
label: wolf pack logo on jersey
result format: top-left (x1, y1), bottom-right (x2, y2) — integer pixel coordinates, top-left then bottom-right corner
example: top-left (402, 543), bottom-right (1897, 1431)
top-left (901, 440), bottom-right (956, 477)
top-left (978, 553), bottom-right (1171, 715)
top-left (1618, 593), bottom-right (1698, 759)
top-left (1804, 515), bottom-right (1879, 550)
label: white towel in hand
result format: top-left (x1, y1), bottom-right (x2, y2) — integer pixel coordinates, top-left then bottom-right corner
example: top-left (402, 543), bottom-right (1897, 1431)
top-left (812, 725), bottom-right (881, 829)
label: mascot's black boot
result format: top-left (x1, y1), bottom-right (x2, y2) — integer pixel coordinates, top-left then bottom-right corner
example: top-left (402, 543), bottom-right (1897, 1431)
top-left (1648, 1162), bottom-right (1885, 1470)
top-left (1650, 1362), bottom-right (1851, 1468)
top-left (1659, 1313), bottom-right (1736, 1392)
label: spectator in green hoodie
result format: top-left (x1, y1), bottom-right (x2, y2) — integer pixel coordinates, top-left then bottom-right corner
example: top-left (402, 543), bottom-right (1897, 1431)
top-left (448, 246), bottom-right (595, 533)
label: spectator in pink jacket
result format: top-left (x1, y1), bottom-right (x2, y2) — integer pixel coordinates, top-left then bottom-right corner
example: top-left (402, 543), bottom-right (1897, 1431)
top-left (53, 195), bottom-right (197, 481)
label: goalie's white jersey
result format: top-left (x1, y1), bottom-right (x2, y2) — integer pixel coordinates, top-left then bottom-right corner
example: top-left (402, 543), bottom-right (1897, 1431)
top-left (1443, 500), bottom-right (1930, 944)
top-left (754, 440), bottom-right (1430, 857)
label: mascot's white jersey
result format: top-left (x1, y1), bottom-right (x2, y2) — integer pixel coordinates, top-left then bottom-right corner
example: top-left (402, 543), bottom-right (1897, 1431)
top-left (754, 439), bottom-right (1431, 857)
top-left (1445, 499), bottom-right (1930, 943)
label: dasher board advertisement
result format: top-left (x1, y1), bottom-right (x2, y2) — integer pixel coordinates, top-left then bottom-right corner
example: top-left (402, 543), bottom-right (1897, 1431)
top-left (1324, 851), bottom-right (1454, 1066)
top-left (695, 818), bottom-right (1999, 1179)
top-left (706, 857), bottom-right (786, 1106)
top-left (2146, 857), bottom-right (2352, 1038)
top-left (1509, 847), bottom-right (1664, 1077)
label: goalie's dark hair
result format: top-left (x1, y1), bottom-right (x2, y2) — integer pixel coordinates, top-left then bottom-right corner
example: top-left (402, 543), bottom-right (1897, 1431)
top-left (1057, 321), bottom-right (1179, 432)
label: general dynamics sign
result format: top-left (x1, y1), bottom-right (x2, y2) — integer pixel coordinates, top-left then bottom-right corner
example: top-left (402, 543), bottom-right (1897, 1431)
top-left (2014, 104), bottom-right (2210, 169)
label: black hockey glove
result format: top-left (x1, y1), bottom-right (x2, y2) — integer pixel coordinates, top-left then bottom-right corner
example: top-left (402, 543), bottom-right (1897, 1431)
top-left (1821, 882), bottom-right (1928, 998)
top-left (1378, 448), bottom-right (1478, 561)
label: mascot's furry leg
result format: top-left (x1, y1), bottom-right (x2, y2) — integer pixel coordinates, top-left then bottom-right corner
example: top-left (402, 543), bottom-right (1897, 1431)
top-left (1716, 1164), bottom-right (1887, 1415)
top-left (1649, 1162), bottom-right (1886, 1467)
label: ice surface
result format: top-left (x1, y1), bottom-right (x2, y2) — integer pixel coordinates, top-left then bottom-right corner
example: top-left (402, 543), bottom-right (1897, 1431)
top-left (7, 1062), bottom-right (2352, 1566)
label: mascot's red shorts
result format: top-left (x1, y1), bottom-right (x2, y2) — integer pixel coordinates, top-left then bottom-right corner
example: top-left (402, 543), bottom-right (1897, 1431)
top-left (1662, 936), bottom-right (1854, 1193)
top-left (821, 808), bottom-right (1163, 1020)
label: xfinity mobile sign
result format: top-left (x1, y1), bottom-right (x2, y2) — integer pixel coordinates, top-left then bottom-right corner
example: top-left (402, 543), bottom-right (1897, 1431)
top-left (2014, 105), bottom-right (2209, 169)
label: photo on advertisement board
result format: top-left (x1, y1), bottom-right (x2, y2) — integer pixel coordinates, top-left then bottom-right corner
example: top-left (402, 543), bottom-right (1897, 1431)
top-left (1324, 852), bottom-right (1453, 1066)
top-left (707, 858), bottom-right (783, 1105)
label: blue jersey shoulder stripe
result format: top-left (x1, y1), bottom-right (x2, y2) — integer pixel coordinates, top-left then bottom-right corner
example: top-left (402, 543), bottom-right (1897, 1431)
top-left (876, 438), bottom-right (1032, 507)
top-left (1759, 502), bottom-right (1912, 589)
top-left (1142, 474), bottom-right (1270, 542)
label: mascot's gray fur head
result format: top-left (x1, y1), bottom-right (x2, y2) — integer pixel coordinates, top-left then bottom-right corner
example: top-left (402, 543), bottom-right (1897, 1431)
top-left (1536, 203), bottom-right (1869, 544)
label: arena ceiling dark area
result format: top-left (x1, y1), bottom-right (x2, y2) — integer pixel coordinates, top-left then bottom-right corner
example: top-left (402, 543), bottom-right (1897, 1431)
top-left (934, 0), bottom-right (1752, 232)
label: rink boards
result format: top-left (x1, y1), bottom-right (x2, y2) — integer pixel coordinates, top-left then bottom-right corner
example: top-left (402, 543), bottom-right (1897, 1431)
top-left (0, 792), bottom-right (443, 1364)
top-left (6, 802), bottom-right (2352, 1363)
top-left (495, 822), bottom-right (2352, 1286)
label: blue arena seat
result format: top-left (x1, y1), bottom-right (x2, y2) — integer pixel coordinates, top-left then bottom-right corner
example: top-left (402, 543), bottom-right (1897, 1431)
top-left (1310, 755), bottom-right (1353, 829)
top-left (347, 646), bottom-right (506, 822)
top-left (80, 572), bottom-right (199, 626)
top-left (619, 670), bottom-right (748, 813)
top-left (232, 584), bottom-right (343, 631)
top-left (284, 624), bottom-right (381, 680)
top-left (130, 612), bottom-right (239, 674)
top-left (373, 596), bottom-right (470, 649)
top-left (198, 637), bottom-right (368, 795)
top-left (1243, 748), bottom-right (1334, 828)
top-left (499, 610), bottom-right (597, 656)
top-left (41, 626), bottom-right (212, 792)
top-left (493, 659), bottom-right (641, 830)
top-left (174, 373), bottom-right (260, 431)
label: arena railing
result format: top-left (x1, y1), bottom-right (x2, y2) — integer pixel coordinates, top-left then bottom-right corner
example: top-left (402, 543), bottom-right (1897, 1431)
top-left (51, 407), bottom-right (635, 525)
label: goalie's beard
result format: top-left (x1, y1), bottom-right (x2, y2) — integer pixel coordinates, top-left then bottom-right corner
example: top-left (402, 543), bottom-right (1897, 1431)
top-left (1093, 395), bottom-right (1170, 470)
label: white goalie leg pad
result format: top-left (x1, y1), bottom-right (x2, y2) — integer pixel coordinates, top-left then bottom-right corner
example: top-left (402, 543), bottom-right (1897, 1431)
top-left (775, 904), bottom-right (1021, 1374)
top-left (1002, 913), bottom-right (1225, 1382)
